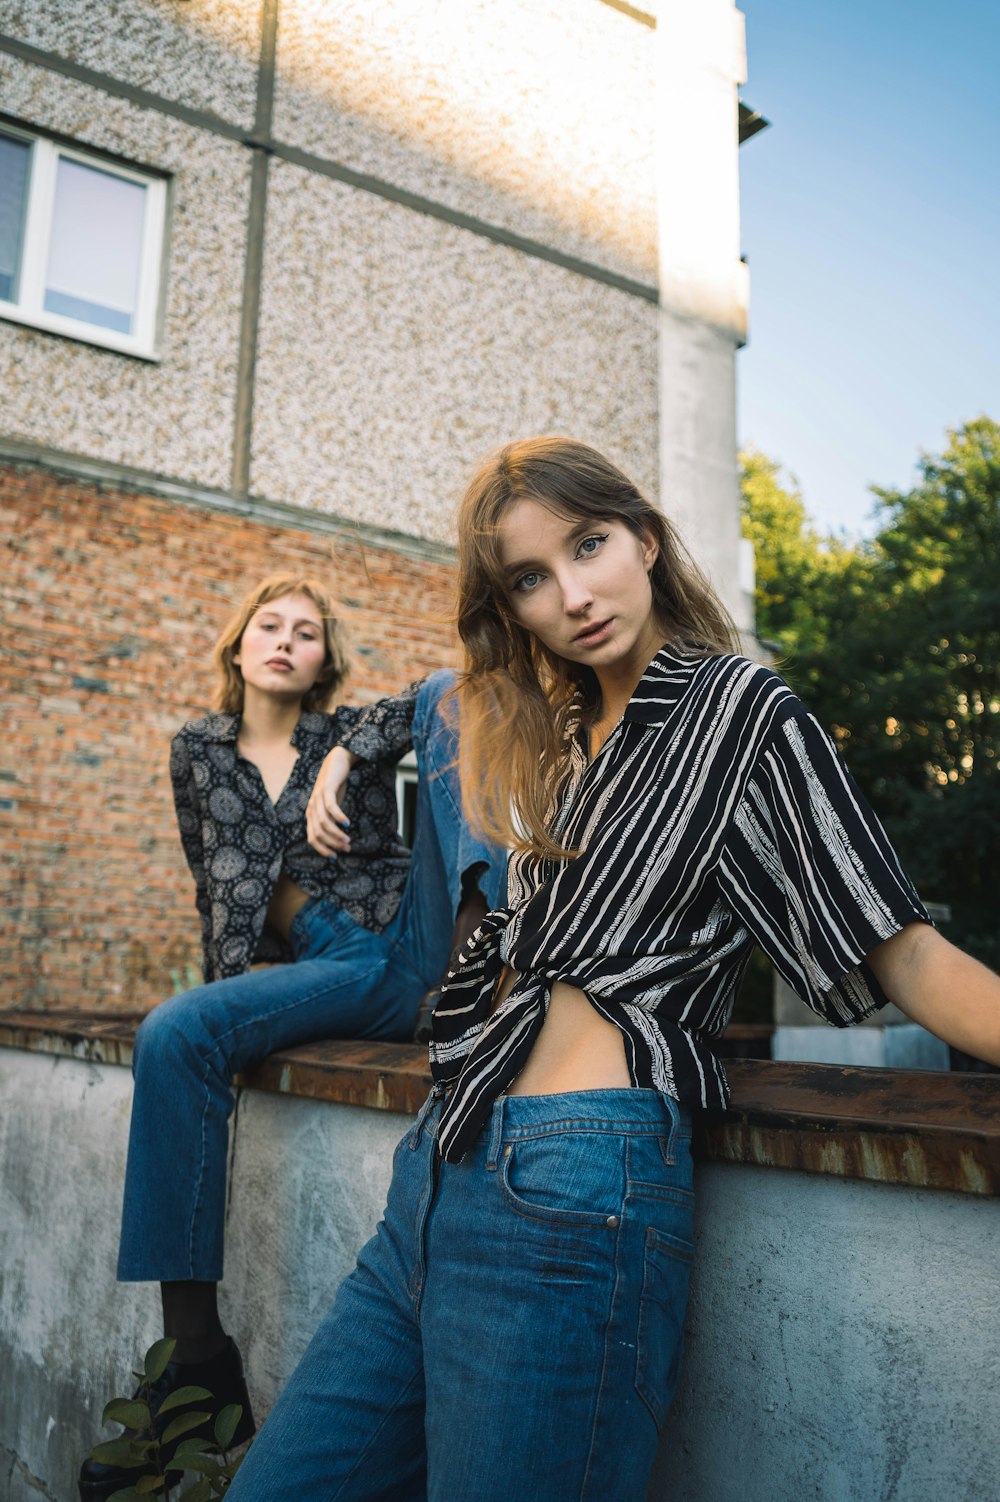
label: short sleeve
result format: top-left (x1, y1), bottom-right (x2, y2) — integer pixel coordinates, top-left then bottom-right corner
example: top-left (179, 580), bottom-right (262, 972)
top-left (337, 680), bottom-right (422, 763)
top-left (716, 709), bottom-right (930, 1026)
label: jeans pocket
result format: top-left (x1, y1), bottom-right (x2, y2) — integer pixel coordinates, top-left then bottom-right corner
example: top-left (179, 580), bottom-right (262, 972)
top-left (634, 1225), bottom-right (694, 1430)
top-left (498, 1130), bottom-right (626, 1226)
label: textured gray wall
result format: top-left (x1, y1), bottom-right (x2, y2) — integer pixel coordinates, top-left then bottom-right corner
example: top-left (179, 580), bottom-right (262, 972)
top-left (0, 0), bottom-right (261, 124)
top-left (0, 0), bottom-right (663, 546)
top-left (656, 1163), bottom-right (1000, 1502)
top-left (2, 1045), bottom-right (997, 1502)
top-left (272, 0), bottom-right (657, 284)
top-left (0, 52), bottom-right (250, 489)
top-left (251, 160), bottom-right (659, 542)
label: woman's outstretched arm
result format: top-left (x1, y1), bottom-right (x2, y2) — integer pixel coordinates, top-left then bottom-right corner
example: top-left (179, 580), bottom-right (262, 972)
top-left (868, 922), bottom-right (1000, 1067)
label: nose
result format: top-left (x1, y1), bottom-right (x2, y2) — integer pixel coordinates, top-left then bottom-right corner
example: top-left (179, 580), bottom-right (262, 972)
top-left (558, 569), bottom-right (594, 617)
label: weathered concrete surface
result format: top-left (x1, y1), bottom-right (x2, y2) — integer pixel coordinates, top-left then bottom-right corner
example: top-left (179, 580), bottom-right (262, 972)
top-left (2, 1044), bottom-right (998, 1502)
top-left (656, 1163), bottom-right (1000, 1502)
top-left (0, 1045), bottom-right (409, 1502)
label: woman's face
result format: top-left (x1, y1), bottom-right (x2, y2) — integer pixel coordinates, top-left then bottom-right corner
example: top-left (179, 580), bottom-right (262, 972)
top-left (495, 499), bottom-right (664, 685)
top-left (233, 592), bottom-right (328, 703)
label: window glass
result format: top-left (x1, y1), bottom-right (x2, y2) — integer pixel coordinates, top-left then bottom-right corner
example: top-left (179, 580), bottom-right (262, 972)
top-left (0, 134), bottom-right (31, 303)
top-left (44, 156), bottom-right (146, 334)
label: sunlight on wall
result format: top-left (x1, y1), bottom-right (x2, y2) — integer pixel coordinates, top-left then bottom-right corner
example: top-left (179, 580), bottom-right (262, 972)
top-left (272, 0), bottom-right (658, 279)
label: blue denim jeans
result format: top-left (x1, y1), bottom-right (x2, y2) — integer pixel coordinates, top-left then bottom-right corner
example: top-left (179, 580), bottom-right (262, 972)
top-left (227, 1088), bottom-right (695, 1502)
top-left (117, 672), bottom-right (506, 1283)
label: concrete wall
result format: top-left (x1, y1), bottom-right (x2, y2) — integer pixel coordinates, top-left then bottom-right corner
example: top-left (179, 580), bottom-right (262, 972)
top-left (656, 0), bottom-right (751, 629)
top-left (2, 1043), bottom-right (997, 1502)
top-left (0, 0), bottom-right (663, 544)
top-left (250, 160), bottom-right (659, 539)
top-left (0, 50), bottom-right (250, 490)
top-left (272, 0), bottom-right (658, 284)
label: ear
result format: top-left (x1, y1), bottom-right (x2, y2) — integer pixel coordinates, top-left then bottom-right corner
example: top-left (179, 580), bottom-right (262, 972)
top-left (640, 528), bottom-right (659, 574)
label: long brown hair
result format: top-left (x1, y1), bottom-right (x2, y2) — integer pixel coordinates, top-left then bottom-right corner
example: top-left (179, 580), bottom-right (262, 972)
top-left (455, 437), bottom-right (738, 859)
top-left (212, 574), bottom-right (349, 714)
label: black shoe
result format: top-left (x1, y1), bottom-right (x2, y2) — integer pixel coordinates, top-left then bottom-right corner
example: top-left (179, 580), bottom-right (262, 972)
top-left (78, 1337), bottom-right (256, 1501)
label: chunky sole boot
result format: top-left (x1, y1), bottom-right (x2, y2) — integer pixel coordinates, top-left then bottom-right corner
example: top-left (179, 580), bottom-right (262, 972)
top-left (78, 1336), bottom-right (256, 1501)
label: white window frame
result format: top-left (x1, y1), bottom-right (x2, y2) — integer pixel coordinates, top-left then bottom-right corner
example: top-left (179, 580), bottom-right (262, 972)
top-left (0, 125), bottom-right (167, 360)
top-left (395, 751), bottom-right (419, 848)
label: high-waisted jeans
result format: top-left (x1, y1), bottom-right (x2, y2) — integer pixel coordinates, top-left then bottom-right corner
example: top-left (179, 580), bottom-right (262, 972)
top-left (117, 671), bottom-right (506, 1283)
top-left (226, 1088), bottom-right (695, 1502)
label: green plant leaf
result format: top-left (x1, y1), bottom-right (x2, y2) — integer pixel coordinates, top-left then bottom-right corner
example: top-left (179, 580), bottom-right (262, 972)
top-left (134, 1476), bottom-right (167, 1495)
top-left (179, 1480), bottom-right (213, 1502)
top-left (103, 1398), bottom-right (152, 1429)
top-left (171, 1437), bottom-right (210, 1462)
top-left (157, 1385), bottom-right (213, 1413)
top-left (143, 1338), bottom-right (177, 1383)
top-left (213, 1404), bottom-right (242, 1450)
top-left (90, 1438), bottom-right (152, 1468)
top-left (169, 1453), bottom-right (223, 1479)
top-left (161, 1412), bottom-right (211, 1445)
top-left (107, 1489), bottom-right (143, 1501)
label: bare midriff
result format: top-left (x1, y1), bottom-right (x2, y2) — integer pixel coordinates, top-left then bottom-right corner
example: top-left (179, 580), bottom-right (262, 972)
top-left (266, 872), bottom-right (313, 942)
top-left (493, 966), bottom-right (631, 1095)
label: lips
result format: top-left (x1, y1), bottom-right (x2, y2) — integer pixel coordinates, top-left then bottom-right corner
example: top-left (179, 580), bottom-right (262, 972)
top-left (572, 618), bottom-right (614, 646)
top-left (265, 658), bottom-right (293, 671)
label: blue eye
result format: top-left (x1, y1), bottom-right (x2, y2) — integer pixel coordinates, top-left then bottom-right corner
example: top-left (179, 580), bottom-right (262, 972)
top-left (578, 533), bottom-right (608, 557)
top-left (514, 571), bottom-right (543, 593)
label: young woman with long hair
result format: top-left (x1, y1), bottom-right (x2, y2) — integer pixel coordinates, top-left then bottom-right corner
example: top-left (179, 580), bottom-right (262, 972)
top-left (79, 573), bottom-right (506, 1502)
top-left (225, 442), bottom-right (1000, 1502)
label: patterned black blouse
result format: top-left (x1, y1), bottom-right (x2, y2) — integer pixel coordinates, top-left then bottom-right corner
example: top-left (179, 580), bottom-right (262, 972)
top-left (170, 685), bottom-right (420, 983)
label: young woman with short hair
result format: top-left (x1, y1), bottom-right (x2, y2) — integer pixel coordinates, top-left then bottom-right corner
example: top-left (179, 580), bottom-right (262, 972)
top-left (79, 573), bottom-right (505, 1502)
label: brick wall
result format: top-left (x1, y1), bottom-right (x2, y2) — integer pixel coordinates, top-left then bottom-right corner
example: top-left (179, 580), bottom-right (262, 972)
top-left (1, 461), bottom-right (460, 1013)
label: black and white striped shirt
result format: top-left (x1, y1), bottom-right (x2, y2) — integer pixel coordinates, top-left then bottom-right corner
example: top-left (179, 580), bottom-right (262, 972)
top-left (430, 645), bottom-right (929, 1162)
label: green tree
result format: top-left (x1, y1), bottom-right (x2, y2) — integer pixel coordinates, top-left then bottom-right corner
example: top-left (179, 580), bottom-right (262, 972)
top-left (742, 420), bottom-right (1000, 971)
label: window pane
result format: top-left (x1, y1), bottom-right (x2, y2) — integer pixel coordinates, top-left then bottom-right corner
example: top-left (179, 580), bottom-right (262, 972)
top-left (0, 134), bottom-right (30, 303)
top-left (44, 157), bottom-right (146, 334)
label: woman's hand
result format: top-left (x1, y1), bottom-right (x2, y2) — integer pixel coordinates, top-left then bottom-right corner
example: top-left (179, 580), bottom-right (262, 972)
top-left (306, 747), bottom-right (356, 856)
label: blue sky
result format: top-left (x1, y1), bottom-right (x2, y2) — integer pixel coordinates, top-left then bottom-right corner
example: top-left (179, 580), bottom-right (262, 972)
top-left (737, 0), bottom-right (1000, 536)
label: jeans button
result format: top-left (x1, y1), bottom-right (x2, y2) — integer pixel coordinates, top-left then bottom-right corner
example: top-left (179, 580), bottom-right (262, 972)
top-left (606, 1215), bottom-right (619, 1228)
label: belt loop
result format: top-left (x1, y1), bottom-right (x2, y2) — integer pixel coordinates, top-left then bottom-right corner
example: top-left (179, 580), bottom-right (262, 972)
top-left (485, 1096), bottom-right (506, 1171)
top-left (661, 1094), bottom-right (680, 1166)
top-left (409, 1088), bottom-right (439, 1149)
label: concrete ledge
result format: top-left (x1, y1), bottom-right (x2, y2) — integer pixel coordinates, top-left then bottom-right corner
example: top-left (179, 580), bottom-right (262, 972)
top-left (2, 1024), bottom-right (999, 1502)
top-left (1, 1010), bottom-right (997, 1197)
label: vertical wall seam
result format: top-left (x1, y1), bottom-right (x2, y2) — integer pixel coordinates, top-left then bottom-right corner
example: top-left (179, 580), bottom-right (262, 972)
top-left (231, 0), bottom-right (279, 499)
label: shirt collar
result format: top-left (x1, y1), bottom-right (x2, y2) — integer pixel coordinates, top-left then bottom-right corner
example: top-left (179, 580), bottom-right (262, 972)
top-left (192, 710), bottom-right (330, 746)
top-left (621, 642), bottom-right (705, 727)
top-left (195, 713), bottom-right (239, 743)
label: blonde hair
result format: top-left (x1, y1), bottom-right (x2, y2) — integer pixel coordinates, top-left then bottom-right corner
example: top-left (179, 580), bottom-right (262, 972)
top-left (455, 437), bottom-right (739, 859)
top-left (212, 574), bottom-right (349, 714)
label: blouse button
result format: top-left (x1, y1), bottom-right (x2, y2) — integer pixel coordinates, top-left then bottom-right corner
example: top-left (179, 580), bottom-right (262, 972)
top-left (606, 1215), bottom-right (619, 1229)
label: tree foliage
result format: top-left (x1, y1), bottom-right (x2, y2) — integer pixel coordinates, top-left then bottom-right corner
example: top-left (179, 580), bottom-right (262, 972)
top-left (741, 420), bottom-right (1000, 970)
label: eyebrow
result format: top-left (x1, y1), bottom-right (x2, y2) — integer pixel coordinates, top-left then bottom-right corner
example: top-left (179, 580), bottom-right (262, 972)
top-left (256, 610), bottom-right (323, 629)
